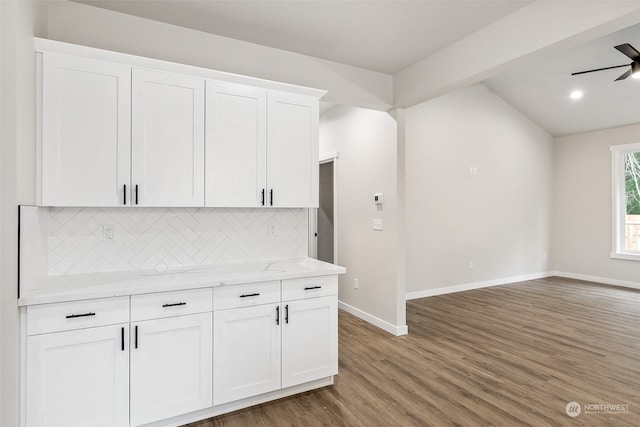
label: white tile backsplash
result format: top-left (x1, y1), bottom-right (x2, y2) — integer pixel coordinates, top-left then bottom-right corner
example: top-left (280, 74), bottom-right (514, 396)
top-left (45, 207), bottom-right (309, 275)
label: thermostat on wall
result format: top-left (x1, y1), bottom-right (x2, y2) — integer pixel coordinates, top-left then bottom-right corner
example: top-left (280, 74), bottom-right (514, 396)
top-left (374, 193), bottom-right (384, 205)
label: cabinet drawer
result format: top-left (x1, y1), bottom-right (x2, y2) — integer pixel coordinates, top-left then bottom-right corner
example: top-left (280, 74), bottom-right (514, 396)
top-left (282, 275), bottom-right (338, 301)
top-left (131, 288), bottom-right (212, 321)
top-left (213, 281), bottom-right (280, 311)
top-left (26, 296), bottom-right (129, 336)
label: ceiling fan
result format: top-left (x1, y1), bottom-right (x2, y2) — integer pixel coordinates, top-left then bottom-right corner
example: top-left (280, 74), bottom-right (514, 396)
top-left (571, 43), bottom-right (640, 81)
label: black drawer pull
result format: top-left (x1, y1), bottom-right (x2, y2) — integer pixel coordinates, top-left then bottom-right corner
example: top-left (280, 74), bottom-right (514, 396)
top-left (304, 286), bottom-right (322, 290)
top-left (276, 306), bottom-right (280, 325)
top-left (135, 325), bottom-right (138, 349)
top-left (240, 293), bottom-right (260, 298)
top-left (121, 327), bottom-right (125, 351)
top-left (65, 312), bottom-right (95, 319)
top-left (285, 304), bottom-right (289, 324)
top-left (162, 302), bottom-right (186, 308)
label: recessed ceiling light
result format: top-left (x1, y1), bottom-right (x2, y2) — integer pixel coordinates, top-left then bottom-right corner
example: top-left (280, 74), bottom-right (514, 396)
top-left (570, 90), bottom-right (583, 100)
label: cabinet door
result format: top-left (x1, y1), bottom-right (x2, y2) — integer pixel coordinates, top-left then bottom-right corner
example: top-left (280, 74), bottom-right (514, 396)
top-left (266, 91), bottom-right (319, 208)
top-left (41, 53), bottom-right (131, 207)
top-left (130, 312), bottom-right (212, 426)
top-left (26, 324), bottom-right (129, 427)
top-left (206, 82), bottom-right (267, 207)
top-left (213, 304), bottom-right (281, 404)
top-left (282, 296), bottom-right (338, 388)
top-left (132, 69), bottom-right (205, 207)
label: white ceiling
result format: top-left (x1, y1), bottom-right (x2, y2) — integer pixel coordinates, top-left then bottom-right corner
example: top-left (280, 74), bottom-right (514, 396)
top-left (74, 0), bottom-right (640, 136)
top-left (76, 0), bottom-right (531, 74)
top-left (485, 23), bottom-right (640, 137)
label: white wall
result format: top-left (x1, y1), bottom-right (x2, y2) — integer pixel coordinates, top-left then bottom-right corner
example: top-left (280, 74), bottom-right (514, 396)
top-left (47, 1), bottom-right (392, 110)
top-left (319, 106), bottom-right (404, 334)
top-left (1, 1), bottom-right (48, 425)
top-left (552, 124), bottom-right (640, 284)
top-left (405, 84), bottom-right (553, 296)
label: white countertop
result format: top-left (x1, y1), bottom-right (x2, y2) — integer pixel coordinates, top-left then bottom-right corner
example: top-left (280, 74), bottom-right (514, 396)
top-left (19, 258), bottom-right (346, 306)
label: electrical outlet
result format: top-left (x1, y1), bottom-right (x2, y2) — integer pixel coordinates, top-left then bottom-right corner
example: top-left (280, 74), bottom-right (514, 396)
top-left (468, 260), bottom-right (473, 269)
top-left (354, 278), bottom-right (359, 290)
top-left (103, 225), bottom-right (115, 241)
top-left (372, 219), bottom-right (383, 231)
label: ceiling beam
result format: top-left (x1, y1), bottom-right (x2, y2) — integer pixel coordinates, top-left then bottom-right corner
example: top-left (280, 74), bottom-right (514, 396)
top-left (393, 1), bottom-right (640, 109)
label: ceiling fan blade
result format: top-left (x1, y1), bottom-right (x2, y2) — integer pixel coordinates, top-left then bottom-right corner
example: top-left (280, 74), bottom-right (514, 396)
top-left (615, 43), bottom-right (640, 60)
top-left (571, 63), bottom-right (630, 76)
top-left (615, 69), bottom-right (632, 81)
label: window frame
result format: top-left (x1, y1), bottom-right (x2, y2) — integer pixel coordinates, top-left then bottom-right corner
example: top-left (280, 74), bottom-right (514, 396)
top-left (610, 142), bottom-right (640, 261)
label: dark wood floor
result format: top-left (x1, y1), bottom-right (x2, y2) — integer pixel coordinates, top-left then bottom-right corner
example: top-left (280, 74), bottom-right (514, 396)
top-left (188, 277), bottom-right (640, 426)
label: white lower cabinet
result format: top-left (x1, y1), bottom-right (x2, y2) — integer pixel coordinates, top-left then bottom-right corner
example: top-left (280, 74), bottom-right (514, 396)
top-left (282, 296), bottom-right (338, 388)
top-left (213, 303), bottom-right (281, 405)
top-left (26, 324), bottom-right (130, 427)
top-left (212, 276), bottom-right (338, 405)
top-left (129, 289), bottom-right (213, 426)
top-left (130, 312), bottom-right (213, 426)
top-left (24, 276), bottom-right (338, 426)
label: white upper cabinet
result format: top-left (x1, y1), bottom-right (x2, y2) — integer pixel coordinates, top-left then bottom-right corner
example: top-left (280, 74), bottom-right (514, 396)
top-left (36, 39), bottom-right (324, 208)
top-left (205, 82), bottom-right (267, 207)
top-left (132, 69), bottom-right (205, 207)
top-left (266, 91), bottom-right (319, 208)
top-left (205, 85), bottom-right (319, 208)
top-left (40, 53), bottom-right (131, 207)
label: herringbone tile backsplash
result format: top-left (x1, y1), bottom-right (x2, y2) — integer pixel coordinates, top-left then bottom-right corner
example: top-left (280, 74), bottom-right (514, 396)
top-left (47, 207), bottom-right (309, 276)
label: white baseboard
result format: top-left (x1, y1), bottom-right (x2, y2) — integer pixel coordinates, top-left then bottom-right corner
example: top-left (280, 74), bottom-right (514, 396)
top-left (552, 271), bottom-right (640, 291)
top-left (338, 301), bottom-right (408, 336)
top-left (405, 271), bottom-right (555, 300)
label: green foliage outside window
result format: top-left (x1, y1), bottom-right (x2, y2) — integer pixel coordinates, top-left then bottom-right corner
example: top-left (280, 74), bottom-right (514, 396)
top-left (626, 152), bottom-right (640, 215)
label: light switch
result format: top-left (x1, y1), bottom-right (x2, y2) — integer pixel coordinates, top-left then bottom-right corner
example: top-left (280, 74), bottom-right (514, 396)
top-left (372, 219), bottom-right (383, 231)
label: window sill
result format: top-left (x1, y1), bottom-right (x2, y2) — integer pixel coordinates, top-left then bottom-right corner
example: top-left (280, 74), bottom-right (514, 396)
top-left (610, 252), bottom-right (640, 262)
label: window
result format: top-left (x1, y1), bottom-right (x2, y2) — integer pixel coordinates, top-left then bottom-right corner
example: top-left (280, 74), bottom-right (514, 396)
top-left (611, 142), bottom-right (640, 260)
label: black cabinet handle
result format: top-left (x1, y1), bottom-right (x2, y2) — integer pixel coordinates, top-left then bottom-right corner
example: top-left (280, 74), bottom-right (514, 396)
top-left (121, 327), bottom-right (125, 351)
top-left (276, 305), bottom-right (280, 325)
top-left (135, 185), bottom-right (139, 205)
top-left (135, 325), bottom-right (138, 349)
top-left (285, 304), bottom-right (289, 324)
top-left (123, 184), bottom-right (127, 205)
top-left (162, 302), bottom-right (186, 308)
top-left (304, 286), bottom-right (322, 290)
top-left (269, 189), bottom-right (273, 206)
top-left (261, 189), bottom-right (265, 206)
top-left (240, 293), bottom-right (260, 298)
top-left (65, 312), bottom-right (95, 319)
